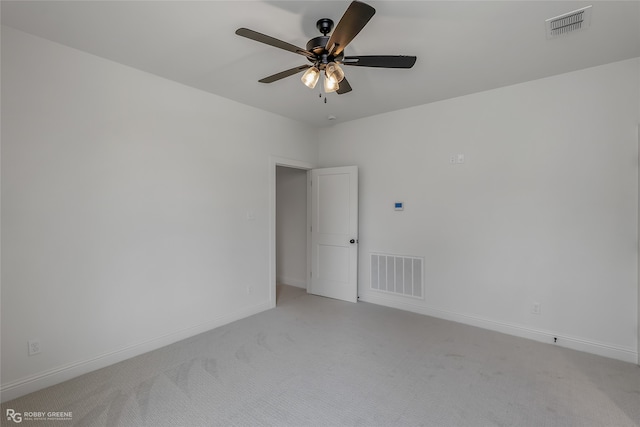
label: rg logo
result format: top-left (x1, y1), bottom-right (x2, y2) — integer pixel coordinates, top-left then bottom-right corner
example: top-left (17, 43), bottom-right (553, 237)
top-left (6, 409), bottom-right (22, 423)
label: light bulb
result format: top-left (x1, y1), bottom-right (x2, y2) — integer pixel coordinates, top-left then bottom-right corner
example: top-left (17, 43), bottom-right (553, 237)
top-left (324, 72), bottom-right (339, 93)
top-left (325, 62), bottom-right (345, 83)
top-left (301, 66), bottom-right (320, 89)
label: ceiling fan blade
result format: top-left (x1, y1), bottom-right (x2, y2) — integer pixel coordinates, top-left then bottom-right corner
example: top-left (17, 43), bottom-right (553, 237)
top-left (325, 1), bottom-right (376, 57)
top-left (258, 65), bottom-right (312, 83)
top-left (336, 77), bottom-right (353, 94)
top-left (342, 55), bottom-right (417, 68)
top-left (236, 28), bottom-right (315, 59)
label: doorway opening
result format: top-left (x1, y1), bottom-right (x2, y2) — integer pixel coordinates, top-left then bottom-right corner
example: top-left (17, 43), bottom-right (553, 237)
top-left (269, 157), bottom-right (314, 307)
top-left (269, 158), bottom-right (359, 306)
top-left (276, 166), bottom-right (309, 304)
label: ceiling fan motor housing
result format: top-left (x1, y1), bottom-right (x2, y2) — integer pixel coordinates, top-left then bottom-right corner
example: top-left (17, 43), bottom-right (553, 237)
top-left (306, 35), bottom-right (344, 68)
top-left (305, 18), bottom-right (345, 68)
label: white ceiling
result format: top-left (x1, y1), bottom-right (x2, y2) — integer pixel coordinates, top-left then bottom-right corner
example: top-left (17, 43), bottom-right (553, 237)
top-left (2, 1), bottom-right (639, 127)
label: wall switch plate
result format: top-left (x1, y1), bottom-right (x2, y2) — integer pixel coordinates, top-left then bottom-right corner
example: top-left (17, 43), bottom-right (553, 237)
top-left (450, 154), bottom-right (465, 164)
top-left (28, 339), bottom-right (41, 356)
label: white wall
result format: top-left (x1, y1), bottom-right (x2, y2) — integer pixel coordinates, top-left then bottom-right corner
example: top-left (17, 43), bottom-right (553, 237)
top-left (319, 58), bottom-right (640, 363)
top-left (0, 27), bottom-right (318, 400)
top-left (1, 26), bottom-right (638, 405)
top-left (276, 167), bottom-right (308, 288)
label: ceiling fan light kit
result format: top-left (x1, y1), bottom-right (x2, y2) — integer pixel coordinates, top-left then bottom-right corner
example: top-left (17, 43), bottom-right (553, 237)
top-left (326, 62), bottom-right (345, 83)
top-left (235, 0), bottom-right (417, 96)
top-left (324, 74), bottom-right (339, 93)
top-left (301, 66), bottom-right (320, 89)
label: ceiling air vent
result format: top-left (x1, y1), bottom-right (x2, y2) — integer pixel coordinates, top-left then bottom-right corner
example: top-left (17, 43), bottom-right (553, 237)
top-left (545, 5), bottom-right (592, 38)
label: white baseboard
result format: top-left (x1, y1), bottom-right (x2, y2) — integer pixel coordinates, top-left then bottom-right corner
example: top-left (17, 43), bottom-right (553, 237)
top-left (1, 301), bottom-right (273, 403)
top-left (277, 276), bottom-right (307, 289)
top-left (359, 292), bottom-right (638, 365)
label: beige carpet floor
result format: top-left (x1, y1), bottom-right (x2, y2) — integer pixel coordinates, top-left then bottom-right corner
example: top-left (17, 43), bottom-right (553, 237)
top-left (2, 284), bottom-right (639, 426)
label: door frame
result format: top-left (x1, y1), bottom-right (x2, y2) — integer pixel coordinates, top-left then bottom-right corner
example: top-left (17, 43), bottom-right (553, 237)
top-left (269, 156), bottom-right (315, 307)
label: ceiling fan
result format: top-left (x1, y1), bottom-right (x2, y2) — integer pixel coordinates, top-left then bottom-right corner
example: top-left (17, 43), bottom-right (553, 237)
top-left (235, 1), bottom-right (417, 95)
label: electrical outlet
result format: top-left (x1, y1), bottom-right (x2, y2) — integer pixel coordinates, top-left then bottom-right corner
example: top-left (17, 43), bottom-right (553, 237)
top-left (28, 339), bottom-right (41, 356)
top-left (531, 302), bottom-right (541, 315)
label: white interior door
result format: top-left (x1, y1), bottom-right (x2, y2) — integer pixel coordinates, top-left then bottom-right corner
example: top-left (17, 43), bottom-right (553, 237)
top-left (310, 166), bottom-right (358, 302)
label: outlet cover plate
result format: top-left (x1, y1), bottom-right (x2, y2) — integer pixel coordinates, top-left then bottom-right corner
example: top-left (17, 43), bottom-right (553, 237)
top-left (28, 339), bottom-right (41, 356)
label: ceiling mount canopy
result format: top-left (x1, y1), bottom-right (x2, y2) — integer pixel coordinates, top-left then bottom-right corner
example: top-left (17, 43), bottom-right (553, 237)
top-left (316, 18), bottom-right (334, 36)
top-left (235, 1), bottom-right (417, 96)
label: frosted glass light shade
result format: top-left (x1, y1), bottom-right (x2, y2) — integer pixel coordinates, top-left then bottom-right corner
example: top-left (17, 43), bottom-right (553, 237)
top-left (325, 62), bottom-right (345, 83)
top-left (324, 72), bottom-right (339, 93)
top-left (301, 67), bottom-right (320, 89)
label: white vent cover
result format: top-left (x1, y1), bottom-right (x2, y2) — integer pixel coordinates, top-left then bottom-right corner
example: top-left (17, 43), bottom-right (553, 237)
top-left (370, 253), bottom-right (424, 299)
top-left (546, 5), bottom-right (592, 38)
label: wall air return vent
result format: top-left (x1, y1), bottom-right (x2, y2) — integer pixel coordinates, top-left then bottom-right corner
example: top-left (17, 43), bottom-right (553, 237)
top-left (545, 5), bottom-right (592, 39)
top-left (370, 253), bottom-right (424, 299)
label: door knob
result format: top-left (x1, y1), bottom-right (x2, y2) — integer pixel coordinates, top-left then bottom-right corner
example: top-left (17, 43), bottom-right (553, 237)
top-left (349, 239), bottom-right (356, 244)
